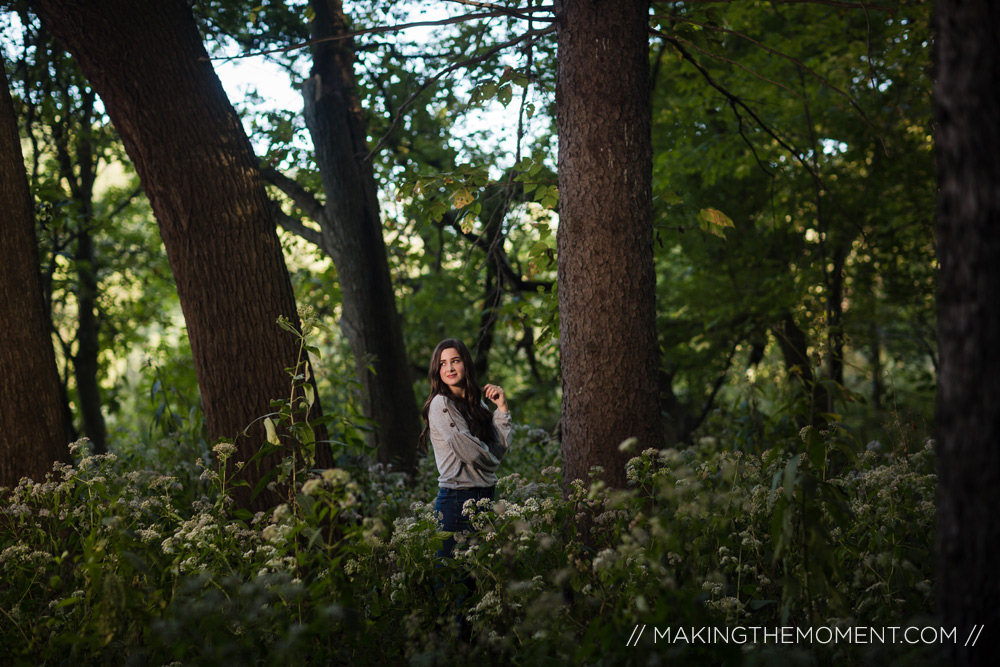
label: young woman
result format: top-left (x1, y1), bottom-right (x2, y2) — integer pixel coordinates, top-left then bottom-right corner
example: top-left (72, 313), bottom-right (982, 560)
top-left (420, 338), bottom-right (513, 557)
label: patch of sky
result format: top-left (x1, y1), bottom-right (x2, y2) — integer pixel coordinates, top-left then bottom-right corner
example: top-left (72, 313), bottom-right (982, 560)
top-left (210, 2), bottom-right (552, 179)
top-left (821, 139), bottom-right (848, 155)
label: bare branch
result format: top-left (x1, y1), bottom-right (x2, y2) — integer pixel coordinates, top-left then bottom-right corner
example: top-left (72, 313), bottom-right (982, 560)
top-left (654, 0), bottom-right (893, 9)
top-left (669, 35), bottom-right (805, 102)
top-left (652, 30), bottom-right (828, 189)
top-left (443, 0), bottom-right (556, 20)
top-left (259, 167), bottom-right (327, 226)
top-left (104, 185), bottom-right (144, 220)
top-left (653, 12), bottom-right (887, 151)
top-left (688, 334), bottom-right (744, 436)
top-left (366, 24), bottom-right (557, 159)
top-left (269, 200), bottom-right (326, 251)
top-left (441, 211), bottom-right (553, 293)
top-left (861, 1), bottom-right (878, 100)
top-left (207, 10), bottom-right (553, 62)
top-left (767, 0), bottom-right (893, 10)
top-left (650, 35), bottom-right (673, 94)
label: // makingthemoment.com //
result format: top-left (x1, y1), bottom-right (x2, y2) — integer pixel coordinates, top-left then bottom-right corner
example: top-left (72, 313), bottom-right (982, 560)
top-left (624, 624), bottom-right (984, 647)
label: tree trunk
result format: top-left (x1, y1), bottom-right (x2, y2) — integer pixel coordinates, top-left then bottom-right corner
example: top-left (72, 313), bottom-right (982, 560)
top-left (31, 0), bottom-right (331, 509)
top-left (51, 82), bottom-right (108, 453)
top-left (473, 184), bottom-right (516, 379)
top-left (73, 223), bottom-right (109, 454)
top-left (773, 313), bottom-right (830, 427)
top-left (934, 1), bottom-right (1000, 665)
top-left (825, 244), bottom-right (848, 396)
top-left (302, 0), bottom-right (420, 472)
top-left (0, 62), bottom-right (71, 487)
top-left (868, 320), bottom-right (883, 411)
top-left (556, 0), bottom-right (662, 489)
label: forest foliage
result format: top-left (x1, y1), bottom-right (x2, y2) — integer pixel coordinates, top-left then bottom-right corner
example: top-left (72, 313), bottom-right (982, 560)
top-left (0, 0), bottom-right (942, 663)
top-left (1, 362), bottom-right (937, 664)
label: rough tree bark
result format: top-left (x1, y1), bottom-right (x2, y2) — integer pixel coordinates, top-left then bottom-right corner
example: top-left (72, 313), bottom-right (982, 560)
top-left (0, 61), bottom-right (71, 488)
top-left (30, 0), bottom-right (331, 509)
top-left (556, 0), bottom-right (663, 488)
top-left (299, 0), bottom-right (420, 471)
top-left (934, 1), bottom-right (1000, 665)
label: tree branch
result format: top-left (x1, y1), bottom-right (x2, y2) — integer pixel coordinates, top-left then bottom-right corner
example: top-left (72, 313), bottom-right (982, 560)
top-left (366, 24), bottom-right (557, 159)
top-left (688, 335), bottom-right (744, 437)
top-left (653, 30), bottom-right (833, 195)
top-left (443, 0), bottom-right (556, 21)
top-left (104, 185), bottom-right (144, 220)
top-left (259, 166), bottom-right (328, 226)
top-left (653, 12), bottom-right (887, 151)
top-left (207, 10), bottom-right (554, 62)
top-left (654, 0), bottom-right (893, 10)
top-left (269, 200), bottom-right (326, 250)
top-left (768, 0), bottom-right (893, 10)
top-left (441, 211), bottom-right (553, 293)
top-left (669, 34), bottom-right (806, 102)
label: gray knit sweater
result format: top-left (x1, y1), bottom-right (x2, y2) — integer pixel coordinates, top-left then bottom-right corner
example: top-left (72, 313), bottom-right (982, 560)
top-left (428, 394), bottom-right (513, 489)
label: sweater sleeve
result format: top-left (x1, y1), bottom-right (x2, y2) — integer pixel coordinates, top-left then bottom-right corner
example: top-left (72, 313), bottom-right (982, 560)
top-left (489, 408), bottom-right (513, 459)
top-left (429, 396), bottom-right (501, 471)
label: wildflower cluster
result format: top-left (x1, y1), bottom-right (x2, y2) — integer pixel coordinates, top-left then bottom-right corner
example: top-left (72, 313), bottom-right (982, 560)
top-left (0, 418), bottom-right (938, 665)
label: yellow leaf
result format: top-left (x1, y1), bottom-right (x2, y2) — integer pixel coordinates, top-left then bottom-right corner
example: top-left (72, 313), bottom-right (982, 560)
top-left (453, 188), bottom-right (475, 209)
top-left (264, 417), bottom-right (280, 446)
top-left (699, 207), bottom-right (735, 228)
top-left (460, 214), bottom-right (474, 234)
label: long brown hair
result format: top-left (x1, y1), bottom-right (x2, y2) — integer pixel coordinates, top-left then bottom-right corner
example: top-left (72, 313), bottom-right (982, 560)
top-left (418, 338), bottom-right (496, 453)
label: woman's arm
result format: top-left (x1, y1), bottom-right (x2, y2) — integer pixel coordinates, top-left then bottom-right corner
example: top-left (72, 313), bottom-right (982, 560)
top-left (429, 397), bottom-right (501, 471)
top-left (487, 410), bottom-right (512, 459)
top-left (483, 384), bottom-right (513, 458)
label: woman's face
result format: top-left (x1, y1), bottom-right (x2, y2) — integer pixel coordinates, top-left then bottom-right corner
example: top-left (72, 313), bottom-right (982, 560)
top-left (438, 347), bottom-right (465, 394)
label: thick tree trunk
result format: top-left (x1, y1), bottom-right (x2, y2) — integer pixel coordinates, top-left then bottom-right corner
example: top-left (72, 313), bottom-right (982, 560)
top-left (31, 0), bottom-right (331, 509)
top-left (302, 0), bottom-right (420, 471)
top-left (0, 63), bottom-right (71, 487)
top-left (934, 1), bottom-right (1000, 665)
top-left (556, 0), bottom-right (662, 489)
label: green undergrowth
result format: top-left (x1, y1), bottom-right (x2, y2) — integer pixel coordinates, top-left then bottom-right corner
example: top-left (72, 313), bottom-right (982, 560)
top-left (0, 422), bottom-right (938, 666)
top-left (1, 317), bottom-right (940, 666)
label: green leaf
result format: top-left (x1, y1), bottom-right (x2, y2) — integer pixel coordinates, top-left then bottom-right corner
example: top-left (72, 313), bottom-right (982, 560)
top-left (474, 81), bottom-right (497, 104)
top-left (661, 190), bottom-right (684, 205)
top-left (232, 509), bottom-right (254, 522)
top-left (497, 84), bottom-right (513, 107)
top-left (747, 599), bottom-right (776, 611)
top-left (783, 454), bottom-right (800, 502)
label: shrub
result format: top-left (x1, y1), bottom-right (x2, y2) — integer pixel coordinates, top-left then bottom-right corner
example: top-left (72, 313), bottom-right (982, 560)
top-left (0, 422), bottom-right (937, 665)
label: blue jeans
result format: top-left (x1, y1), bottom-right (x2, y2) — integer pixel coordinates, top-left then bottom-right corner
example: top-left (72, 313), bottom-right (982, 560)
top-left (433, 486), bottom-right (494, 638)
top-left (434, 485), bottom-right (495, 558)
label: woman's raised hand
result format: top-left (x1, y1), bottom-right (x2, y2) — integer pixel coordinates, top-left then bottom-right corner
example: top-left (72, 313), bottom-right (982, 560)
top-left (483, 384), bottom-right (508, 412)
